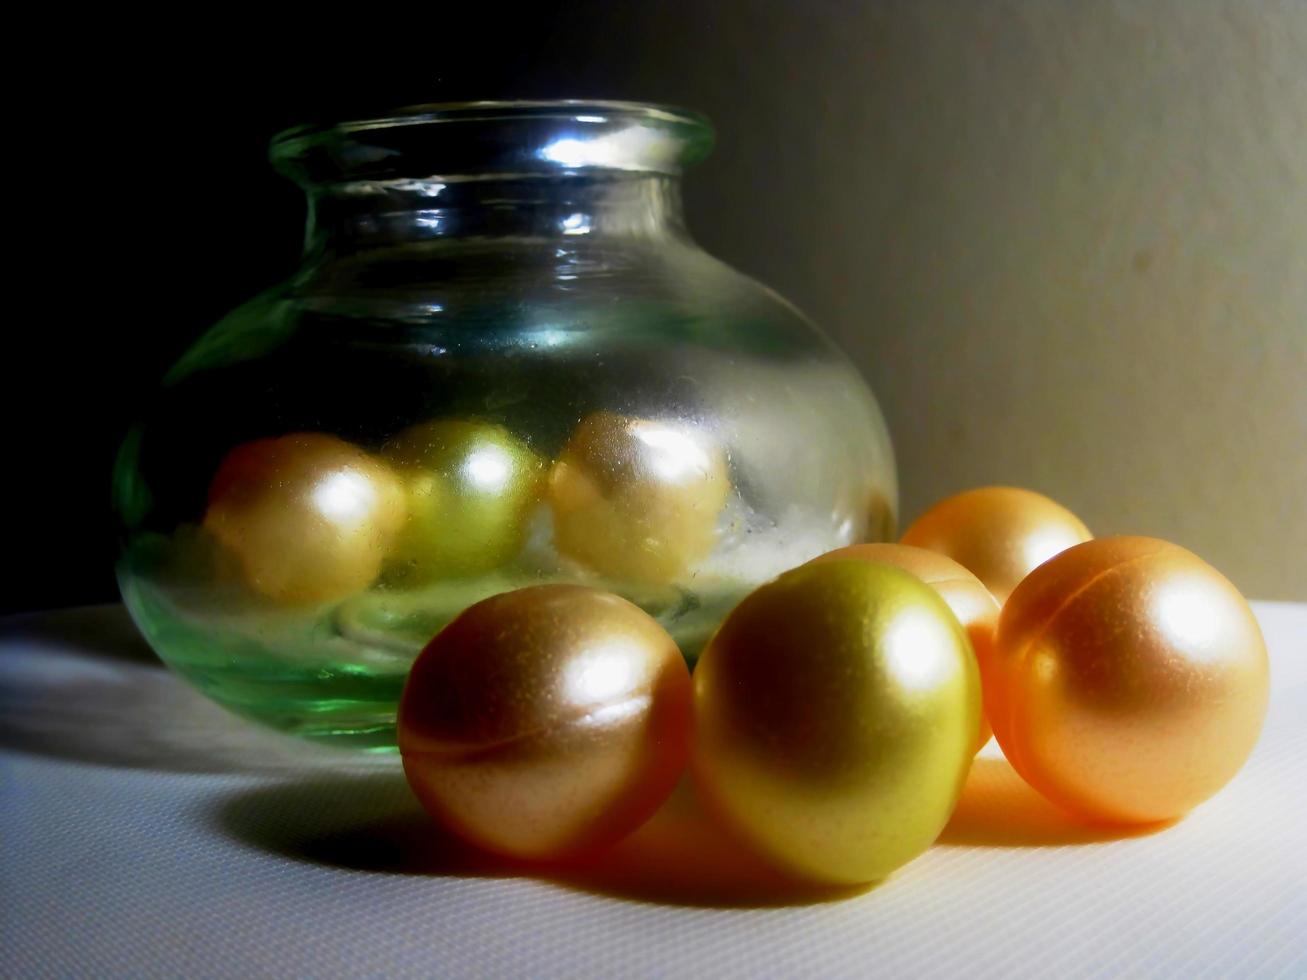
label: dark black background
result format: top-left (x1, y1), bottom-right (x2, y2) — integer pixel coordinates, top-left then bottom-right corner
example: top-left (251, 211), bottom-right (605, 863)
top-left (11, 4), bottom-right (765, 613)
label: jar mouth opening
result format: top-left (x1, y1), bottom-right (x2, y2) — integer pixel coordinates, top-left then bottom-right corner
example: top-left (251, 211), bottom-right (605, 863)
top-left (272, 100), bottom-right (715, 184)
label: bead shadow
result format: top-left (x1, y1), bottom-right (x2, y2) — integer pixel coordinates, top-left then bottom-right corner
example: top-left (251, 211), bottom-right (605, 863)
top-left (212, 772), bottom-right (868, 909)
top-left (940, 757), bottom-right (1175, 847)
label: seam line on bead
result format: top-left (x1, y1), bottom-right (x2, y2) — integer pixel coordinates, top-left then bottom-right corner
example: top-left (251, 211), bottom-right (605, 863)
top-left (400, 692), bottom-right (656, 760)
top-left (1004, 547), bottom-right (1170, 781)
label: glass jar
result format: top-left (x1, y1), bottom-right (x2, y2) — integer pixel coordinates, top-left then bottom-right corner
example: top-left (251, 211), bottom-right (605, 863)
top-left (115, 101), bottom-right (897, 749)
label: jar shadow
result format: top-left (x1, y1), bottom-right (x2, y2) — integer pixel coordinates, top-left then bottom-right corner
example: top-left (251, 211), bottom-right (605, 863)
top-left (211, 772), bottom-right (869, 909)
top-left (940, 757), bottom-right (1176, 846)
top-left (0, 605), bottom-right (390, 776)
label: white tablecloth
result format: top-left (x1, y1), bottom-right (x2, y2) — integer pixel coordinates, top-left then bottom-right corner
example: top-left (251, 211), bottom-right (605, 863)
top-left (2, 602), bottom-right (1304, 979)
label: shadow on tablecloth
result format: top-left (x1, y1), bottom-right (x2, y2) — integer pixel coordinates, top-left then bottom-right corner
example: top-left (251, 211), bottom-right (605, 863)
top-left (4, 607), bottom-right (1164, 908)
top-left (209, 758), bottom-right (1164, 909)
top-left (0, 605), bottom-right (387, 775)
top-left (211, 771), bottom-right (866, 909)
top-left (938, 757), bottom-right (1173, 846)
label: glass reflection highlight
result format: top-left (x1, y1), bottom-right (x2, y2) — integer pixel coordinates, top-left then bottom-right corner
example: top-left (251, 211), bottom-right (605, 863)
top-left (539, 126), bottom-right (670, 171)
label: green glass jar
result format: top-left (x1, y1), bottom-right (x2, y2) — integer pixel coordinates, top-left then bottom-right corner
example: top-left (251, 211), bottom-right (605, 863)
top-left (115, 101), bottom-right (897, 749)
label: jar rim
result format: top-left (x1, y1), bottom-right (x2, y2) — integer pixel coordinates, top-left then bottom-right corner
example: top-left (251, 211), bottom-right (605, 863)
top-left (273, 100), bottom-right (710, 143)
top-left (271, 100), bottom-right (715, 183)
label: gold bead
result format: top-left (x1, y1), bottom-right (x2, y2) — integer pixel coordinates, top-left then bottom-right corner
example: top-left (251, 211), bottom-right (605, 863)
top-left (548, 411), bottom-right (730, 584)
top-left (991, 536), bottom-right (1269, 824)
top-left (901, 486), bottom-right (1092, 604)
top-left (381, 420), bottom-right (545, 581)
top-left (809, 542), bottom-right (999, 752)
top-left (399, 584), bottom-right (692, 860)
top-left (692, 561), bottom-right (980, 884)
top-left (203, 433), bottom-right (406, 604)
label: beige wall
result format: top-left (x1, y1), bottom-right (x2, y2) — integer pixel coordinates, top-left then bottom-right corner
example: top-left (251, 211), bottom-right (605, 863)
top-left (633, 0), bottom-right (1306, 598)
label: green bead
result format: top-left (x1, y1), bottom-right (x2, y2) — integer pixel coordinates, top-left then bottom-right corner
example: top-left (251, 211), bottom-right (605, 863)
top-left (692, 560), bottom-right (980, 884)
top-left (382, 420), bottom-right (545, 581)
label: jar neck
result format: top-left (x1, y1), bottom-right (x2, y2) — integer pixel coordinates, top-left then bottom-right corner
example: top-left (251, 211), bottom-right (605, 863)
top-left (304, 174), bottom-right (688, 256)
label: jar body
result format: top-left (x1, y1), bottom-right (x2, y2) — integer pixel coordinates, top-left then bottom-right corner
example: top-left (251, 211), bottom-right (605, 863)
top-left (115, 109), bottom-right (896, 748)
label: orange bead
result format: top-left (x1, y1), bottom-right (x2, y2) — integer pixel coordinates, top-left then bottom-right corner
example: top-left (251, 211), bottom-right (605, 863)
top-left (810, 543), bottom-right (998, 752)
top-left (990, 536), bottom-right (1269, 824)
top-left (900, 486), bottom-right (1091, 604)
top-left (204, 433), bottom-right (406, 604)
top-left (398, 585), bottom-right (692, 860)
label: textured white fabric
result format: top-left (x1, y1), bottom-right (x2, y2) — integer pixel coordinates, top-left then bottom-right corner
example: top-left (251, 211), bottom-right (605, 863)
top-left (1, 602), bottom-right (1304, 979)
